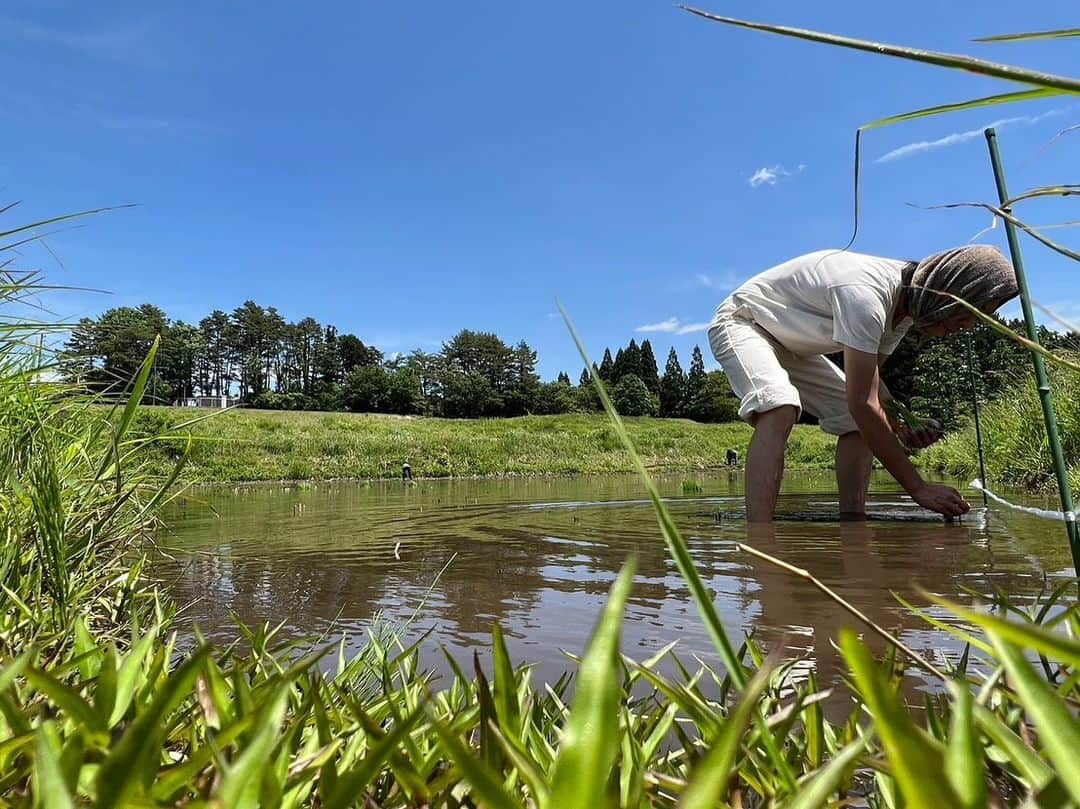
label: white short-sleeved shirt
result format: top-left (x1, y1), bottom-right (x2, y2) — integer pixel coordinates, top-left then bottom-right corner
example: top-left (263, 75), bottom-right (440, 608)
top-left (719, 249), bottom-right (913, 357)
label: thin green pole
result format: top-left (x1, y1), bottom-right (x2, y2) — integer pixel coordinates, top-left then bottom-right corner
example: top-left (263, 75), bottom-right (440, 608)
top-left (984, 127), bottom-right (1080, 576)
top-left (965, 334), bottom-right (989, 507)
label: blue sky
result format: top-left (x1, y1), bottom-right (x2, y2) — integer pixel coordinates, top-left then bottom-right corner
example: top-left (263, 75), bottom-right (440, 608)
top-left (4, 1), bottom-right (1078, 379)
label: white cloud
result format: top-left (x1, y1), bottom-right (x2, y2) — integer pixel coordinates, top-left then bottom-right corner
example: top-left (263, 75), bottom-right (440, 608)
top-left (876, 109), bottom-right (1064, 163)
top-left (748, 162), bottom-right (804, 188)
top-left (675, 321), bottom-right (710, 335)
top-left (748, 165), bottom-right (782, 188)
top-left (0, 16), bottom-right (169, 67)
top-left (635, 317), bottom-right (680, 333)
top-left (635, 317), bottom-right (711, 335)
top-left (695, 271), bottom-right (738, 291)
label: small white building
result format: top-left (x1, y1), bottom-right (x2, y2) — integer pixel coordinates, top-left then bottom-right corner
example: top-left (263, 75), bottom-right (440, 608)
top-left (177, 395), bottom-right (240, 409)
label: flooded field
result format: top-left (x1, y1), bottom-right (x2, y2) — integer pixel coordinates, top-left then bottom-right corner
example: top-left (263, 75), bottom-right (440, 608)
top-left (153, 471), bottom-right (1069, 692)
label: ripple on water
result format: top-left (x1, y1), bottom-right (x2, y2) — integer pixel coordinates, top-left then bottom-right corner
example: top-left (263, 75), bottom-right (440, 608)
top-left (155, 472), bottom-right (1068, 696)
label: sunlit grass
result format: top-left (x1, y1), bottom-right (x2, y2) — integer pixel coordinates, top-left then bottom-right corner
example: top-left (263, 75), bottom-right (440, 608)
top-left (126, 406), bottom-right (837, 483)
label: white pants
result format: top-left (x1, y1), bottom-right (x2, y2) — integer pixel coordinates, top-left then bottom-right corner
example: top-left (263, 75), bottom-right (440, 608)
top-left (708, 302), bottom-right (858, 436)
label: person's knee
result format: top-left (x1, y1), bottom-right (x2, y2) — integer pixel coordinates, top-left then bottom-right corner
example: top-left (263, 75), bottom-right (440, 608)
top-left (754, 405), bottom-right (799, 437)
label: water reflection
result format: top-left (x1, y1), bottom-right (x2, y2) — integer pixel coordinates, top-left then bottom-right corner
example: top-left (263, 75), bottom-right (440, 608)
top-left (155, 473), bottom-right (1064, 690)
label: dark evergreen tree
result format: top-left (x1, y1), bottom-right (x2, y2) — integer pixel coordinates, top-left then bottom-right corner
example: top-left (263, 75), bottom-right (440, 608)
top-left (197, 310), bottom-right (234, 396)
top-left (611, 347), bottom-right (627, 383)
top-left (64, 304), bottom-right (169, 396)
top-left (339, 335), bottom-right (382, 375)
top-left (557, 371), bottom-right (571, 386)
top-left (160, 321), bottom-right (202, 402)
top-left (639, 339), bottom-right (660, 393)
top-left (506, 340), bottom-right (541, 415)
top-left (623, 339), bottom-right (643, 383)
top-left (659, 347), bottom-right (687, 418)
top-left (316, 325), bottom-right (342, 390)
top-left (441, 329), bottom-right (515, 401)
top-left (685, 345), bottom-right (707, 415)
top-left (598, 349), bottom-right (614, 382)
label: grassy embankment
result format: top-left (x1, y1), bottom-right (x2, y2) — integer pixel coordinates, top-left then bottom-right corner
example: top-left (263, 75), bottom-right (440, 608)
top-left (923, 364), bottom-right (1080, 492)
top-left (132, 406), bottom-right (838, 482)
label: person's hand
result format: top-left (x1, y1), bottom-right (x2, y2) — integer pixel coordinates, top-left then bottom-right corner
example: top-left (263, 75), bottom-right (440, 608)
top-left (911, 482), bottom-right (970, 519)
top-left (897, 417), bottom-right (944, 450)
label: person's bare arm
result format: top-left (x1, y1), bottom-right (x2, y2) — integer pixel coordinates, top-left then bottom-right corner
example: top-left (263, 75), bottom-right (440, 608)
top-left (846, 348), bottom-right (968, 518)
top-left (875, 353), bottom-right (943, 449)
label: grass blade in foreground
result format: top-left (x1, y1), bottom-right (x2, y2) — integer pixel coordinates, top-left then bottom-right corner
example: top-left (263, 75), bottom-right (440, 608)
top-left (945, 685), bottom-right (986, 809)
top-left (559, 302), bottom-right (748, 689)
top-left (989, 635), bottom-right (1080, 803)
top-left (975, 28), bottom-right (1080, 43)
top-left (676, 662), bottom-right (774, 809)
top-left (679, 6), bottom-right (1080, 92)
top-left (862, 87), bottom-right (1067, 132)
top-left (840, 629), bottom-right (961, 808)
top-left (548, 559), bottom-right (635, 809)
top-left (785, 735), bottom-right (868, 809)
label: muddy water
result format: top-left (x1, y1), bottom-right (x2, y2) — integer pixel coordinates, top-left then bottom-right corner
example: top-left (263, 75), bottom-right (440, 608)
top-left (153, 472), bottom-right (1070, 691)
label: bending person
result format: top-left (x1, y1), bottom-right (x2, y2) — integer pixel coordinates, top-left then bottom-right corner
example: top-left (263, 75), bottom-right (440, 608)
top-left (707, 246), bottom-right (1018, 522)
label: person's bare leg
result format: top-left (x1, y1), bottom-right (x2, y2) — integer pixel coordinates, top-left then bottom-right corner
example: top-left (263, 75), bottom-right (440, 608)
top-left (745, 405), bottom-right (799, 522)
top-left (836, 430), bottom-right (873, 519)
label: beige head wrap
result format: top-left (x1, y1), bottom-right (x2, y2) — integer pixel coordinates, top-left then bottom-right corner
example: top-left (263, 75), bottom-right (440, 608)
top-left (901, 245), bottom-right (1019, 328)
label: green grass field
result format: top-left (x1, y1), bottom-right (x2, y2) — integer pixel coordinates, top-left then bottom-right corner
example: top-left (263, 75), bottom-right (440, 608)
top-left (132, 407), bottom-right (839, 483)
top-left (922, 365), bottom-right (1080, 493)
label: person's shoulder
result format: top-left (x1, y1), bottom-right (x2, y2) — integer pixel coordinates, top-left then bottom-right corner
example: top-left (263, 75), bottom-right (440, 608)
top-left (806, 249), bottom-right (908, 282)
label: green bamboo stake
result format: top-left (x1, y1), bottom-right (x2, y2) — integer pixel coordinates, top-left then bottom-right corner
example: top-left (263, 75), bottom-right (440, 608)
top-left (984, 127), bottom-right (1079, 576)
top-left (965, 334), bottom-right (989, 508)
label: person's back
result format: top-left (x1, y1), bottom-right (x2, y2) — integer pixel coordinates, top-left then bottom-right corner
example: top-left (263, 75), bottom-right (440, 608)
top-left (716, 249), bottom-right (913, 359)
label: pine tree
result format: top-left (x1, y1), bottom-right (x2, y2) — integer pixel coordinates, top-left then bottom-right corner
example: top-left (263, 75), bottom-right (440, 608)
top-left (612, 348), bottom-right (627, 383)
top-left (659, 347), bottom-right (687, 418)
top-left (598, 349), bottom-right (614, 381)
top-left (579, 366), bottom-right (592, 387)
top-left (639, 339), bottom-right (660, 393)
top-left (557, 371), bottom-right (571, 386)
top-left (685, 345), bottom-right (707, 416)
top-left (623, 339), bottom-right (642, 382)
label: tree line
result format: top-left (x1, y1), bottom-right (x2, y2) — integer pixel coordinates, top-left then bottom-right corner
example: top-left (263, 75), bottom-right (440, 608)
top-left (60, 302), bottom-right (738, 420)
top-left (62, 301), bottom-right (1072, 426)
